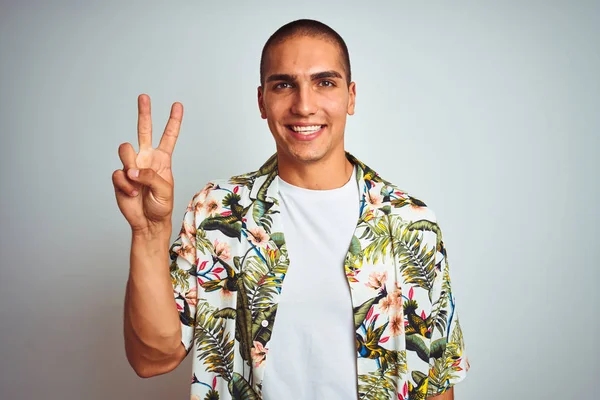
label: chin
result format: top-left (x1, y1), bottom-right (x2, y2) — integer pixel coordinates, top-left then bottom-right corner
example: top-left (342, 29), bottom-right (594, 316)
top-left (284, 145), bottom-right (331, 164)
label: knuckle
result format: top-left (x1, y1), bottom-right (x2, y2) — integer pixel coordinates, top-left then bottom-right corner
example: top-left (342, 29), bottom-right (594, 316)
top-left (112, 169), bottom-right (124, 183)
top-left (143, 168), bottom-right (156, 179)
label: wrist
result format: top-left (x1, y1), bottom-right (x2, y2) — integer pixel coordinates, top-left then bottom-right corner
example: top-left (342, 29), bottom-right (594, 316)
top-left (131, 220), bottom-right (173, 243)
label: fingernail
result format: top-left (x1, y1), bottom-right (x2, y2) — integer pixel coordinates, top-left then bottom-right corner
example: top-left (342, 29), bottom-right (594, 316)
top-left (131, 190), bottom-right (139, 196)
top-left (129, 169), bottom-right (139, 178)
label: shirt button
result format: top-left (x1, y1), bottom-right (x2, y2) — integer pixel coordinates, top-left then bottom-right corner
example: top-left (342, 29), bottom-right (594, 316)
top-left (279, 255), bottom-right (285, 262)
top-left (261, 320), bottom-right (269, 327)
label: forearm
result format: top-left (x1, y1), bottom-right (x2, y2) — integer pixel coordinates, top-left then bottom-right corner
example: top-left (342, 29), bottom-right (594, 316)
top-left (124, 227), bottom-right (183, 372)
top-left (428, 387), bottom-right (454, 400)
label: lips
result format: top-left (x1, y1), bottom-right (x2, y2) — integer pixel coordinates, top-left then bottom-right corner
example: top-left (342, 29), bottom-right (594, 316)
top-left (285, 124), bottom-right (326, 141)
top-left (288, 125), bottom-right (323, 133)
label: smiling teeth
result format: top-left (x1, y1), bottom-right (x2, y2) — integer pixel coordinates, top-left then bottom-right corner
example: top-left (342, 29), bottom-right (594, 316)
top-left (290, 125), bottom-right (322, 133)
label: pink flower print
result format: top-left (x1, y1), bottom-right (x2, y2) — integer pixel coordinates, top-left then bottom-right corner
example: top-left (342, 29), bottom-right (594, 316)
top-left (179, 243), bottom-right (196, 263)
top-left (389, 310), bottom-right (405, 336)
top-left (213, 240), bottom-right (231, 261)
top-left (380, 287), bottom-right (402, 313)
top-left (182, 221), bottom-right (196, 244)
top-left (379, 295), bottom-right (393, 313)
top-left (192, 183), bottom-right (215, 213)
top-left (193, 200), bottom-right (205, 213)
top-left (204, 199), bottom-right (222, 217)
top-left (248, 227), bottom-right (270, 248)
top-left (366, 186), bottom-right (384, 209)
top-left (366, 271), bottom-right (388, 290)
top-left (388, 287), bottom-right (403, 309)
top-left (251, 341), bottom-right (268, 367)
top-left (197, 183), bottom-right (215, 203)
top-left (184, 287), bottom-right (198, 307)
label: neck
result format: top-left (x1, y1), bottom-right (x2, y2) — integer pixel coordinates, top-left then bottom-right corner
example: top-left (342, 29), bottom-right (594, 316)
top-left (276, 150), bottom-right (354, 190)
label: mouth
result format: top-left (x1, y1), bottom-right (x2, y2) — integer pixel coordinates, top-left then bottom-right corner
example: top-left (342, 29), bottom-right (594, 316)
top-left (285, 124), bottom-right (326, 141)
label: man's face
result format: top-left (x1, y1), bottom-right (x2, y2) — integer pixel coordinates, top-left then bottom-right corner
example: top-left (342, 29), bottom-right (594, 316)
top-left (258, 35), bottom-right (356, 165)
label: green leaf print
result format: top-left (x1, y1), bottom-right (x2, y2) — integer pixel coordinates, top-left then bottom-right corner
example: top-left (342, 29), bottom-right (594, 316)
top-left (170, 260), bottom-right (190, 292)
top-left (348, 235), bottom-right (362, 256)
top-left (270, 232), bottom-right (285, 247)
top-left (412, 370), bottom-right (427, 387)
top-left (251, 304), bottom-right (277, 344)
top-left (405, 334), bottom-right (430, 363)
top-left (357, 372), bottom-right (397, 400)
top-left (214, 308), bottom-right (237, 319)
top-left (407, 220), bottom-right (442, 248)
top-left (194, 301), bottom-right (235, 382)
top-left (252, 199), bottom-right (275, 233)
top-left (195, 228), bottom-right (214, 255)
top-left (354, 297), bottom-right (379, 330)
top-left (243, 255), bottom-right (280, 313)
top-left (393, 226), bottom-right (436, 292)
top-left (430, 338), bottom-right (447, 359)
top-left (361, 217), bottom-right (393, 264)
top-left (227, 372), bottom-right (260, 400)
top-left (429, 297), bottom-right (449, 337)
top-left (257, 170), bottom-right (277, 202)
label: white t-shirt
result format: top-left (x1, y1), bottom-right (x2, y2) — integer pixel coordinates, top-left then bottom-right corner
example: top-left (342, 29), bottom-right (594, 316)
top-left (261, 167), bottom-right (360, 400)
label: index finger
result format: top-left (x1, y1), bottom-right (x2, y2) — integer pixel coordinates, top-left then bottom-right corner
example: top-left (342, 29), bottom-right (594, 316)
top-left (137, 94), bottom-right (153, 150)
top-left (157, 102), bottom-right (183, 155)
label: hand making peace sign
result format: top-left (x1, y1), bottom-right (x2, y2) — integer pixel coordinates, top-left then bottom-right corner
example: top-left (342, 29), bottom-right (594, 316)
top-left (112, 94), bottom-right (183, 236)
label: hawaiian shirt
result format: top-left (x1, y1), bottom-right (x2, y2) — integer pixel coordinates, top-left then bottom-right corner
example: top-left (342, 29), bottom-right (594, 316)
top-left (170, 153), bottom-right (469, 400)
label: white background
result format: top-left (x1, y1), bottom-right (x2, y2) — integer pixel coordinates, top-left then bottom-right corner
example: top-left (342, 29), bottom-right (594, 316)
top-left (1, 1), bottom-right (598, 399)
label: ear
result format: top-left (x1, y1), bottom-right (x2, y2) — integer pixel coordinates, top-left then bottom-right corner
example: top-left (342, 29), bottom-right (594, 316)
top-left (257, 86), bottom-right (267, 119)
top-left (347, 82), bottom-right (356, 115)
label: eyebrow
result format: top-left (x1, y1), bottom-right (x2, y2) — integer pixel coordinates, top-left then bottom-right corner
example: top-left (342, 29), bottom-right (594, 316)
top-left (266, 70), bottom-right (343, 83)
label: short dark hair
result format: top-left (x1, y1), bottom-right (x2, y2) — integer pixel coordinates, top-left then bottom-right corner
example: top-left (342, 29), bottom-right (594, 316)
top-left (260, 19), bottom-right (352, 86)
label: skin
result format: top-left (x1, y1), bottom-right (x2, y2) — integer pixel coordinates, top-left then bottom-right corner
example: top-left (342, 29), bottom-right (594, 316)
top-left (433, 388), bottom-right (454, 400)
top-left (113, 95), bottom-right (187, 378)
top-left (258, 35), bottom-right (356, 190)
top-left (114, 35), bottom-right (456, 399)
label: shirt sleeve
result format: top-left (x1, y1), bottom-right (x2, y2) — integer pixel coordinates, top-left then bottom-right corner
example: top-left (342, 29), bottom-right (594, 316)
top-left (427, 236), bottom-right (469, 397)
top-left (169, 194), bottom-right (202, 354)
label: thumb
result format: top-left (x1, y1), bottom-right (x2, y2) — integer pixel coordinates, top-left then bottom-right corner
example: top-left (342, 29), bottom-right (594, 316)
top-left (127, 168), bottom-right (172, 198)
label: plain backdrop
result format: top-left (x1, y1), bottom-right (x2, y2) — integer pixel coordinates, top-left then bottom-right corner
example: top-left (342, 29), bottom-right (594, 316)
top-left (1, 1), bottom-right (598, 399)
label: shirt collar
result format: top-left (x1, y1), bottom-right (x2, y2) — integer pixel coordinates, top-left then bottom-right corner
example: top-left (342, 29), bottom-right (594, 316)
top-left (248, 152), bottom-right (386, 203)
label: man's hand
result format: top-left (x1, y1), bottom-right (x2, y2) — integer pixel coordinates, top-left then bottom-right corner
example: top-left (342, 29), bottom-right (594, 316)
top-left (112, 94), bottom-right (183, 237)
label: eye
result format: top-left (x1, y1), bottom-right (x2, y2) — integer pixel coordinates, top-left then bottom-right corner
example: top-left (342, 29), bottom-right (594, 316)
top-left (319, 80), bottom-right (335, 87)
top-left (274, 82), bottom-right (292, 90)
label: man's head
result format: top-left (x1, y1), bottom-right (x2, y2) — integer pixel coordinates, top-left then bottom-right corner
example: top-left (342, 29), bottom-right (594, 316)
top-left (258, 19), bottom-right (356, 166)
top-left (260, 19), bottom-right (352, 87)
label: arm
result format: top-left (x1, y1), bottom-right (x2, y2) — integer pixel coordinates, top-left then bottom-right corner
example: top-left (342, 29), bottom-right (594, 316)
top-left (425, 223), bottom-right (469, 396)
top-left (113, 94), bottom-right (187, 377)
top-left (428, 387), bottom-right (454, 400)
top-left (123, 228), bottom-right (187, 378)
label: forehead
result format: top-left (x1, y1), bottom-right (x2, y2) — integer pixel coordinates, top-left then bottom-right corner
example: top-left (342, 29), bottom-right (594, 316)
top-left (265, 35), bottom-right (346, 78)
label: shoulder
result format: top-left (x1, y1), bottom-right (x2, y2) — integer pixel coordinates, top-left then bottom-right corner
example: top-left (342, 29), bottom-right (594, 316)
top-left (370, 174), bottom-right (439, 225)
top-left (186, 169), bottom-right (260, 211)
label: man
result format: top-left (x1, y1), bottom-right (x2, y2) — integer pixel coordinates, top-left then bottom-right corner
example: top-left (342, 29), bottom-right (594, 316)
top-left (113, 19), bottom-right (468, 400)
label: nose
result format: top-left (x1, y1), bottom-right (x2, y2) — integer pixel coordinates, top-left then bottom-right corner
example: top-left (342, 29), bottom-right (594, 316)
top-left (290, 84), bottom-right (317, 116)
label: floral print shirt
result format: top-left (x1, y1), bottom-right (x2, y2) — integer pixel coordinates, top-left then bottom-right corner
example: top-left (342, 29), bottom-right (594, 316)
top-left (170, 153), bottom-right (469, 400)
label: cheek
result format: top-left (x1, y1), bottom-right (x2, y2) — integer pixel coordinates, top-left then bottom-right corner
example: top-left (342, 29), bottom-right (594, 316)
top-left (265, 99), bottom-right (289, 121)
top-left (322, 94), bottom-right (350, 119)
